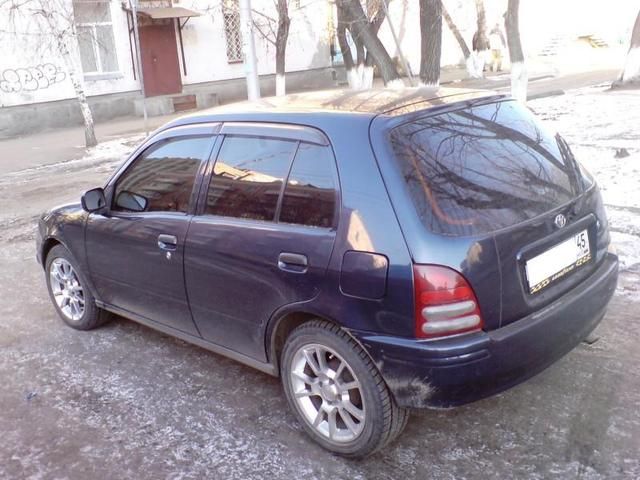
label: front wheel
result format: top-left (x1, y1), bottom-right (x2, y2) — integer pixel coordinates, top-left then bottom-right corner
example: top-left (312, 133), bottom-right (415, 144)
top-left (45, 244), bottom-right (110, 330)
top-left (281, 320), bottom-right (408, 458)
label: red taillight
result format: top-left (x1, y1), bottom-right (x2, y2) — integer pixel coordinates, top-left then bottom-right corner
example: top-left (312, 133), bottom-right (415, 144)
top-left (413, 264), bottom-right (484, 339)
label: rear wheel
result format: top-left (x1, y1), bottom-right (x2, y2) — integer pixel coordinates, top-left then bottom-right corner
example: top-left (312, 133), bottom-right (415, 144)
top-left (45, 245), bottom-right (110, 330)
top-left (281, 320), bottom-right (408, 458)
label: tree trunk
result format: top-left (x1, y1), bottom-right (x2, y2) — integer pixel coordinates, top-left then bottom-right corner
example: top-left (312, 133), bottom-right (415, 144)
top-left (505, 0), bottom-right (527, 103)
top-left (361, 4), bottom-right (387, 89)
top-left (275, 0), bottom-right (290, 96)
top-left (354, 34), bottom-right (366, 89)
top-left (473, 0), bottom-right (489, 51)
top-left (443, 5), bottom-right (478, 78)
top-left (443, 5), bottom-right (469, 59)
top-left (43, 7), bottom-right (97, 147)
top-left (336, 2), bottom-right (359, 89)
top-left (419, 0), bottom-right (442, 87)
top-left (338, 0), bottom-right (402, 87)
top-left (613, 9), bottom-right (640, 87)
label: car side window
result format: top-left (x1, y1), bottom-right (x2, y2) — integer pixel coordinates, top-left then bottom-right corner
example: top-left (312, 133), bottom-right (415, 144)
top-left (279, 143), bottom-right (338, 228)
top-left (205, 135), bottom-right (297, 221)
top-left (112, 136), bottom-right (211, 214)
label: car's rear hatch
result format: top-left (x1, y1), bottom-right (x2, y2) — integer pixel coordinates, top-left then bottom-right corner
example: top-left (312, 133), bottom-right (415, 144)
top-left (372, 97), bottom-right (611, 330)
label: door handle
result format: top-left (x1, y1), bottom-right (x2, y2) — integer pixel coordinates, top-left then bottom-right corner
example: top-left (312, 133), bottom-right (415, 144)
top-left (278, 252), bottom-right (308, 274)
top-left (157, 234), bottom-right (178, 251)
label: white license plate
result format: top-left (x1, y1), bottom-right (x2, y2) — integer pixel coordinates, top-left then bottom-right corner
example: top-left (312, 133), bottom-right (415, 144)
top-left (525, 229), bottom-right (591, 294)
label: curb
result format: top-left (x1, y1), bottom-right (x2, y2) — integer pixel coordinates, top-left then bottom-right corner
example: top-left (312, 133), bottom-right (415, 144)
top-left (528, 89), bottom-right (565, 100)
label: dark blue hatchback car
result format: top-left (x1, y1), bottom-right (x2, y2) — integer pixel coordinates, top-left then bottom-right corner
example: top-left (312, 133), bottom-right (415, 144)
top-left (37, 88), bottom-right (619, 457)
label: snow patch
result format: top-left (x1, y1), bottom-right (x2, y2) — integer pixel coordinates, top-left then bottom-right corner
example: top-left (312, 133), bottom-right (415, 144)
top-left (510, 61), bottom-right (528, 103)
top-left (531, 89), bottom-right (640, 291)
top-left (275, 74), bottom-right (286, 97)
top-left (0, 134), bottom-right (142, 185)
top-left (386, 78), bottom-right (406, 89)
top-left (610, 232), bottom-right (640, 271)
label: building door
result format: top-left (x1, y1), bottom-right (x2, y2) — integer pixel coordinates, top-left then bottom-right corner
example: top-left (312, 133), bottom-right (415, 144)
top-left (139, 22), bottom-right (182, 97)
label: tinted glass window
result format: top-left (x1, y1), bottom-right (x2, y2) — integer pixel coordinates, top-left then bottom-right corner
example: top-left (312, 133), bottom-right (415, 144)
top-left (390, 100), bottom-right (581, 236)
top-left (206, 136), bottom-right (297, 221)
top-left (113, 136), bottom-right (211, 213)
top-left (279, 143), bottom-right (337, 228)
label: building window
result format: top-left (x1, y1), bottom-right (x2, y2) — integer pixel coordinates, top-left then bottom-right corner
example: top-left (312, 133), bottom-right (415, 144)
top-left (222, 0), bottom-right (242, 63)
top-left (73, 1), bottom-right (119, 75)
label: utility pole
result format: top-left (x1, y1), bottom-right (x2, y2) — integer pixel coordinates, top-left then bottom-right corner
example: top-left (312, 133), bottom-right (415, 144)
top-left (130, 0), bottom-right (148, 134)
top-left (239, 0), bottom-right (260, 100)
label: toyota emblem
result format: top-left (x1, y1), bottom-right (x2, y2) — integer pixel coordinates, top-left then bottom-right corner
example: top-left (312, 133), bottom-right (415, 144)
top-left (554, 214), bottom-right (567, 229)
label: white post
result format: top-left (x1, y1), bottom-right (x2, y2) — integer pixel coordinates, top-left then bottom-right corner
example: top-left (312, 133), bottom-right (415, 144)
top-left (239, 0), bottom-right (260, 100)
top-left (130, 0), bottom-right (148, 135)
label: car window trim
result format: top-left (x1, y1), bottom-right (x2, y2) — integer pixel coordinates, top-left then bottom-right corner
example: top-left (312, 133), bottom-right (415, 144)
top-left (273, 140), bottom-right (301, 223)
top-left (105, 123), bottom-right (221, 190)
top-left (196, 122), bottom-right (340, 231)
top-left (220, 122), bottom-right (329, 146)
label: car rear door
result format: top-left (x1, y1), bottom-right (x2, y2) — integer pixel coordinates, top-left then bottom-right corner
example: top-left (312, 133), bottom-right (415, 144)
top-left (184, 123), bottom-right (339, 361)
top-left (85, 126), bottom-right (217, 335)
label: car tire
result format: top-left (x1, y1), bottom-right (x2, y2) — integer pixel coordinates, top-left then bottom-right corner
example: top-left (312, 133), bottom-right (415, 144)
top-left (281, 319), bottom-right (408, 458)
top-left (45, 244), bottom-right (110, 331)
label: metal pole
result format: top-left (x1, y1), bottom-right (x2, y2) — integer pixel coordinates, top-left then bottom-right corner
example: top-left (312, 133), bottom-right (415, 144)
top-left (130, 0), bottom-right (149, 135)
top-left (381, 0), bottom-right (415, 86)
top-left (239, 0), bottom-right (260, 100)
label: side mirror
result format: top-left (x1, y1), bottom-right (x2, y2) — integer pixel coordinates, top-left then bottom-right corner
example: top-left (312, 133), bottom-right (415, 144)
top-left (115, 190), bottom-right (148, 212)
top-left (81, 187), bottom-right (106, 213)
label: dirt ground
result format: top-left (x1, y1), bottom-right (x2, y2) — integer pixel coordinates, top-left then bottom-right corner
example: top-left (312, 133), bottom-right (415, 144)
top-left (1, 92), bottom-right (640, 479)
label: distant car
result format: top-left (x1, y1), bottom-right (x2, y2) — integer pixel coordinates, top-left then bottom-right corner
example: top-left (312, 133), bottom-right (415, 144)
top-left (37, 88), bottom-right (618, 457)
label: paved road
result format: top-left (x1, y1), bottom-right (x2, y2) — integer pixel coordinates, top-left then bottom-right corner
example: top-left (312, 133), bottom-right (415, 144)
top-left (1, 85), bottom-right (639, 480)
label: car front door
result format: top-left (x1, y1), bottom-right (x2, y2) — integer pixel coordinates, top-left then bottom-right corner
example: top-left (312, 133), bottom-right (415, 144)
top-left (184, 123), bottom-right (339, 360)
top-left (85, 127), bottom-right (216, 335)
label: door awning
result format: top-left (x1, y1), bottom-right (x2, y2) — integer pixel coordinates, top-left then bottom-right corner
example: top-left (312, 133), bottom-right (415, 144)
top-left (136, 7), bottom-right (201, 19)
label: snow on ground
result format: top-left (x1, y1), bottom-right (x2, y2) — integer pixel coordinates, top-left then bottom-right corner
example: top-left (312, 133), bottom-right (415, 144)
top-left (0, 133), bottom-right (143, 188)
top-left (531, 86), bottom-right (640, 272)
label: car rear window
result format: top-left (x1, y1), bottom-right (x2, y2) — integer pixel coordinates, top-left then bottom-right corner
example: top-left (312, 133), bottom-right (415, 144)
top-left (389, 100), bottom-right (581, 236)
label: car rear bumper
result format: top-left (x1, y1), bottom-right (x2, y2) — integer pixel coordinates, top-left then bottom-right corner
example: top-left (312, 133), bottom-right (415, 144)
top-left (351, 253), bottom-right (619, 409)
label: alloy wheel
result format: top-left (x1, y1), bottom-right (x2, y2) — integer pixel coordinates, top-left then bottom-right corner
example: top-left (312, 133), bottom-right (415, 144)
top-left (290, 343), bottom-right (366, 444)
top-left (49, 258), bottom-right (85, 322)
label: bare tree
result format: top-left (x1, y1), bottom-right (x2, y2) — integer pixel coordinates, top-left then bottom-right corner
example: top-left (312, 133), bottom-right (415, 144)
top-left (505, 0), bottom-right (527, 102)
top-left (360, 1), bottom-right (388, 89)
top-left (335, 3), bottom-right (357, 87)
top-left (442, 5), bottom-right (468, 58)
top-left (469, 0), bottom-right (489, 77)
top-left (473, 0), bottom-right (489, 50)
top-left (252, 0), bottom-right (291, 96)
top-left (419, 0), bottom-right (442, 86)
top-left (1, 0), bottom-right (97, 146)
top-left (336, 0), bottom-right (402, 88)
top-left (613, 9), bottom-right (640, 88)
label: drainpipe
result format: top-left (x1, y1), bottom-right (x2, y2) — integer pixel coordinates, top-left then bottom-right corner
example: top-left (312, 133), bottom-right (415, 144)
top-left (130, 0), bottom-right (148, 135)
top-left (239, 0), bottom-right (260, 100)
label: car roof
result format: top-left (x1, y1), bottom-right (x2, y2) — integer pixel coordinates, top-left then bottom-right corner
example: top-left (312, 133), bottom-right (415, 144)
top-left (162, 87), bottom-right (506, 131)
